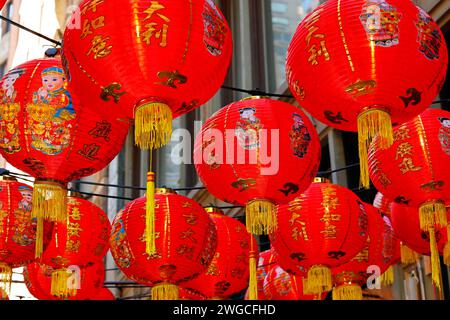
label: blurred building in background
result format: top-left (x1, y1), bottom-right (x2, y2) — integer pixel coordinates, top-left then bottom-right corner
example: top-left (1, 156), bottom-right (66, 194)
top-left (0, 0), bottom-right (449, 300)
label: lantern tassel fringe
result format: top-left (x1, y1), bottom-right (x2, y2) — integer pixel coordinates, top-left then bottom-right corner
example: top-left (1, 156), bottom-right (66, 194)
top-left (305, 265), bottom-right (332, 294)
top-left (34, 217), bottom-right (44, 258)
top-left (145, 172), bottom-right (156, 255)
top-left (419, 201), bottom-right (447, 231)
top-left (152, 283), bottom-right (179, 300)
top-left (0, 263), bottom-right (12, 295)
top-left (135, 102), bottom-right (172, 150)
top-left (380, 266), bottom-right (395, 286)
top-left (400, 243), bottom-right (417, 264)
top-left (248, 252), bottom-right (258, 300)
top-left (32, 182), bottom-right (67, 222)
top-left (51, 269), bottom-right (77, 299)
top-left (428, 228), bottom-right (442, 292)
top-left (357, 108), bottom-right (393, 189)
top-left (332, 284), bottom-right (363, 300)
top-left (444, 226), bottom-right (450, 266)
top-left (246, 200), bottom-right (277, 235)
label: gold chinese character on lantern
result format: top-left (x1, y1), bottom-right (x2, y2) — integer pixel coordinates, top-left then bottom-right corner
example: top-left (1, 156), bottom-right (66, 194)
top-left (141, 1), bottom-right (170, 47)
top-left (80, 16), bottom-right (106, 39)
top-left (67, 222), bottom-right (83, 237)
top-left (320, 223), bottom-right (338, 239)
top-left (399, 157), bottom-right (422, 174)
top-left (394, 125), bottom-right (411, 142)
top-left (66, 239), bottom-right (81, 253)
top-left (395, 142), bottom-right (413, 160)
top-left (69, 207), bottom-right (82, 221)
top-left (87, 35), bottom-right (113, 59)
top-left (81, 0), bottom-right (104, 15)
top-left (303, 8), bottom-right (330, 66)
top-left (292, 222), bottom-right (309, 241)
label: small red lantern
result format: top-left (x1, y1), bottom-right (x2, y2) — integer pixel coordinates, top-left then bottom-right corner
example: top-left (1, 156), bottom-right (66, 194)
top-left (194, 97), bottom-right (321, 236)
top-left (369, 108), bottom-right (450, 290)
top-left (38, 194), bottom-right (111, 298)
top-left (182, 207), bottom-right (255, 300)
top-left (109, 188), bottom-right (217, 300)
top-left (263, 265), bottom-right (323, 300)
top-left (270, 178), bottom-right (368, 296)
top-left (287, 0), bottom-right (448, 188)
top-left (24, 262), bottom-right (105, 300)
top-left (0, 55), bottom-right (129, 256)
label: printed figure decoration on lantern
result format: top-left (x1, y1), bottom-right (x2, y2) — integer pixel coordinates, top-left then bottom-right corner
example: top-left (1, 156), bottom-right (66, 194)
top-left (109, 189), bottom-right (217, 300)
top-left (38, 194), bottom-right (111, 299)
top-left (263, 265), bottom-right (325, 300)
top-left (369, 108), bottom-right (450, 290)
top-left (62, 0), bottom-right (232, 257)
top-left (270, 178), bottom-right (368, 297)
top-left (0, 53), bottom-right (129, 258)
top-left (331, 203), bottom-right (398, 300)
top-left (182, 207), bottom-right (255, 300)
top-left (286, 0), bottom-right (448, 188)
top-left (194, 97), bottom-right (321, 237)
top-left (24, 262), bottom-right (106, 300)
top-left (0, 177), bottom-right (51, 295)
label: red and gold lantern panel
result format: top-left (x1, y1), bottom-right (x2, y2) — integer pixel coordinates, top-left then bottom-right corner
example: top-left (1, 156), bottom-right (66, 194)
top-left (109, 189), bottom-right (217, 300)
top-left (62, 0), bottom-right (232, 150)
top-left (182, 208), bottom-right (254, 299)
top-left (194, 97), bottom-right (321, 235)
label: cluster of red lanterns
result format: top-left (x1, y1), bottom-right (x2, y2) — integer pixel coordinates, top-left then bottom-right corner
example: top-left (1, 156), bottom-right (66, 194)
top-left (0, 0), bottom-right (447, 301)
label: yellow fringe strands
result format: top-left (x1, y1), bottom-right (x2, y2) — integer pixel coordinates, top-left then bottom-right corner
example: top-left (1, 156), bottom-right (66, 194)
top-left (444, 225), bottom-right (450, 266)
top-left (0, 287), bottom-right (8, 300)
top-left (34, 217), bottom-right (44, 259)
top-left (380, 266), bottom-right (395, 286)
top-left (248, 236), bottom-right (258, 300)
top-left (305, 265), bottom-right (332, 295)
top-left (245, 199), bottom-right (277, 235)
top-left (152, 283), bottom-right (179, 300)
top-left (332, 284), bottom-right (363, 300)
top-left (357, 108), bottom-right (393, 189)
top-left (145, 172), bottom-right (156, 255)
top-left (0, 263), bottom-right (12, 295)
top-left (419, 201), bottom-right (447, 231)
top-left (400, 243), bottom-right (417, 264)
top-left (134, 102), bottom-right (173, 150)
top-left (51, 269), bottom-right (77, 299)
top-left (428, 228), bottom-right (442, 292)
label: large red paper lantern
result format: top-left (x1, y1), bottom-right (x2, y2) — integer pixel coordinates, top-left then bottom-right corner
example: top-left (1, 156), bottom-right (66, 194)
top-left (38, 194), bottom-right (110, 298)
top-left (331, 203), bottom-right (398, 300)
top-left (369, 108), bottom-right (450, 289)
top-left (270, 178), bottom-right (368, 296)
top-left (263, 265), bottom-right (323, 300)
top-left (0, 54), bottom-right (129, 256)
top-left (194, 97), bottom-right (321, 236)
top-left (24, 262), bottom-right (105, 300)
top-left (182, 207), bottom-right (254, 300)
top-left (110, 188), bottom-right (217, 300)
top-left (286, 0), bottom-right (448, 188)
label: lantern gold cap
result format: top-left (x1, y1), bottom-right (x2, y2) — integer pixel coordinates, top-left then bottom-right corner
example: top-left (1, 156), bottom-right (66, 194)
top-left (156, 188), bottom-right (177, 195)
top-left (68, 190), bottom-right (85, 199)
top-left (314, 177), bottom-right (330, 183)
top-left (240, 96), bottom-right (269, 101)
top-left (204, 206), bottom-right (223, 214)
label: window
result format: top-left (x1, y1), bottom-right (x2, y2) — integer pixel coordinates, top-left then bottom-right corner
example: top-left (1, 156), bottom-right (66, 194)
top-left (271, 2), bottom-right (288, 13)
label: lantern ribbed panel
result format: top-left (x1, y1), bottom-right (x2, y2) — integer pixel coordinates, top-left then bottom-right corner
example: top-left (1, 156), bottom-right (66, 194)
top-left (182, 211), bottom-right (253, 299)
top-left (62, 0), bottom-right (232, 121)
top-left (109, 191), bottom-right (217, 287)
top-left (286, 0), bottom-right (447, 133)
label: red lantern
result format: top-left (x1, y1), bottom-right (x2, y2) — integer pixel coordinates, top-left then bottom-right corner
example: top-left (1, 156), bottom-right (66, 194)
top-left (24, 262), bottom-right (105, 300)
top-left (91, 288), bottom-right (115, 301)
top-left (38, 194), bottom-right (111, 298)
top-left (0, 55), bottom-right (129, 256)
top-left (194, 97), bottom-right (321, 236)
top-left (369, 108), bottom-right (450, 289)
top-left (182, 207), bottom-right (255, 300)
top-left (263, 265), bottom-right (323, 300)
top-left (286, 0), bottom-right (448, 188)
top-left (270, 178), bottom-right (368, 296)
top-left (331, 203), bottom-right (398, 300)
top-left (109, 188), bottom-right (217, 300)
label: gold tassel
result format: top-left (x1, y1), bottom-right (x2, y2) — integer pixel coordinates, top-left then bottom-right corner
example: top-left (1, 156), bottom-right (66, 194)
top-left (0, 263), bottom-right (12, 296)
top-left (357, 108), bottom-right (393, 189)
top-left (134, 102), bottom-right (172, 150)
top-left (248, 236), bottom-right (258, 300)
top-left (400, 243), bottom-right (417, 264)
top-left (380, 266), bottom-right (395, 286)
top-left (145, 172), bottom-right (156, 255)
top-left (444, 225), bottom-right (450, 266)
top-left (34, 217), bottom-right (44, 259)
top-left (51, 268), bottom-right (77, 299)
top-left (332, 284), bottom-right (363, 300)
top-left (245, 199), bottom-right (277, 235)
top-left (151, 283), bottom-right (179, 300)
top-left (0, 287), bottom-right (8, 300)
top-left (419, 201), bottom-right (447, 231)
top-left (305, 265), bottom-right (332, 295)
top-left (428, 228), bottom-right (442, 291)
